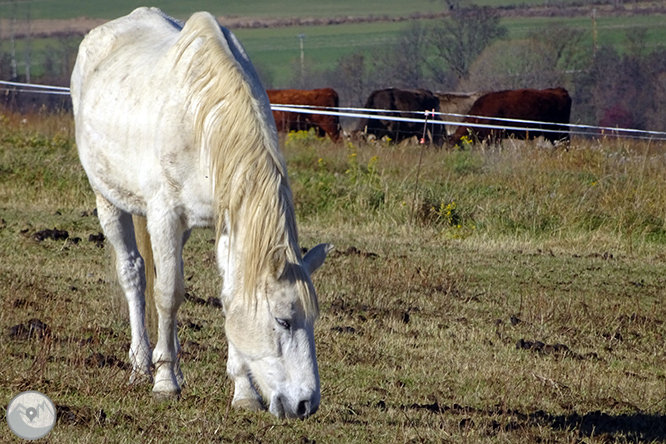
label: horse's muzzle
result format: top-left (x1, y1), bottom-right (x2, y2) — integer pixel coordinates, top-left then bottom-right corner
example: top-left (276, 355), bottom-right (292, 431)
top-left (270, 393), bottom-right (319, 419)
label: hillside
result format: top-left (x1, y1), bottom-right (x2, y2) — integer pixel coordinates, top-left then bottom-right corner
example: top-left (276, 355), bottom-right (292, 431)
top-left (0, 2), bottom-right (664, 39)
top-left (0, 2), bottom-right (666, 39)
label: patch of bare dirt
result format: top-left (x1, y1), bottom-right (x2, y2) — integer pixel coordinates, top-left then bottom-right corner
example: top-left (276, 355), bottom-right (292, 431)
top-left (330, 245), bottom-right (378, 259)
top-left (56, 404), bottom-right (107, 426)
top-left (183, 291), bottom-right (223, 309)
top-left (84, 352), bottom-right (129, 370)
top-left (8, 318), bottom-right (51, 340)
top-left (516, 338), bottom-right (600, 361)
top-left (396, 400), bottom-right (666, 442)
top-left (329, 295), bottom-right (413, 324)
top-left (33, 227), bottom-right (70, 242)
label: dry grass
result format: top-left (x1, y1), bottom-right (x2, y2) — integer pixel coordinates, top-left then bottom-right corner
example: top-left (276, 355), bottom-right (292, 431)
top-left (1, 117), bottom-right (666, 443)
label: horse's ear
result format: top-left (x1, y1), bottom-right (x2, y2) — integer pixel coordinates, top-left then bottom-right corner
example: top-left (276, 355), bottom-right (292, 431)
top-left (303, 243), bottom-right (333, 275)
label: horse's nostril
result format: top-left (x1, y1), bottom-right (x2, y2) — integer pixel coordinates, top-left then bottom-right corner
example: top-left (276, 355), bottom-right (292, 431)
top-left (297, 400), bottom-right (310, 418)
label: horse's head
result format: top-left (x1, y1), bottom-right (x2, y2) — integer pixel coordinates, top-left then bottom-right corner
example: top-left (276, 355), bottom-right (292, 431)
top-left (222, 243), bottom-right (332, 419)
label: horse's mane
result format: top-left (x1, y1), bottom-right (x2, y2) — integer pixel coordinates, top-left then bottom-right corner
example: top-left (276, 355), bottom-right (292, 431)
top-left (172, 12), bottom-right (318, 320)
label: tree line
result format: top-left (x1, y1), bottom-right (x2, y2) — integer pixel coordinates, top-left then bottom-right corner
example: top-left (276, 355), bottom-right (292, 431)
top-left (287, 5), bottom-right (666, 132)
top-left (0, 1), bottom-right (664, 133)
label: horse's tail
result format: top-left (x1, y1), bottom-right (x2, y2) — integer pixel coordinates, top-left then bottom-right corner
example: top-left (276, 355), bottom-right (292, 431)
top-left (133, 215), bottom-right (158, 343)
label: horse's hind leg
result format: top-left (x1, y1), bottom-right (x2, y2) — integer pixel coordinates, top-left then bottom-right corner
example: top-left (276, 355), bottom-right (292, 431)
top-left (95, 193), bottom-right (152, 383)
top-left (173, 228), bottom-right (191, 388)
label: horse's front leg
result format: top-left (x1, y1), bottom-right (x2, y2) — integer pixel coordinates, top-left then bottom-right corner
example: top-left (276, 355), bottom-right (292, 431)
top-left (216, 223), bottom-right (262, 411)
top-left (148, 213), bottom-right (187, 399)
top-left (227, 341), bottom-right (264, 411)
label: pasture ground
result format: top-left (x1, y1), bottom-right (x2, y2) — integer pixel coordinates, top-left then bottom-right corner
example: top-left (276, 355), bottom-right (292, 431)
top-left (1, 112), bottom-right (666, 443)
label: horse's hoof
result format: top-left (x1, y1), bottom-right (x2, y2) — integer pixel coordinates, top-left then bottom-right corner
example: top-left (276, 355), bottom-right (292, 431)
top-left (232, 398), bottom-right (264, 412)
top-left (152, 389), bottom-right (181, 402)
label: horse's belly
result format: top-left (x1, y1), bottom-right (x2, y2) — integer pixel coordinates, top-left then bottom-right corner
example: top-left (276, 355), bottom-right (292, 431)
top-left (78, 132), bottom-right (215, 228)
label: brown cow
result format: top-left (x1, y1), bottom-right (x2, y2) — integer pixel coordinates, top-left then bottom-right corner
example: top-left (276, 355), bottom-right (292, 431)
top-left (266, 88), bottom-right (340, 142)
top-left (450, 87), bottom-right (572, 146)
top-left (435, 91), bottom-right (486, 136)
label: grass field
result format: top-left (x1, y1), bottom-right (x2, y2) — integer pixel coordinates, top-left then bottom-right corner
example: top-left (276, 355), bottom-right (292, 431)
top-left (0, 0), bottom-right (584, 20)
top-left (8, 14), bottom-right (664, 88)
top-left (1, 1), bottom-right (665, 86)
top-left (237, 13), bottom-right (666, 87)
top-left (1, 110), bottom-right (666, 443)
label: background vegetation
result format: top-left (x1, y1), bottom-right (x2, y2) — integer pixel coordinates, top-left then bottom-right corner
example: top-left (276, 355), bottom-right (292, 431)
top-left (1, 109), bottom-right (666, 442)
top-left (0, 0), bottom-right (615, 21)
top-left (0, 0), bottom-right (664, 131)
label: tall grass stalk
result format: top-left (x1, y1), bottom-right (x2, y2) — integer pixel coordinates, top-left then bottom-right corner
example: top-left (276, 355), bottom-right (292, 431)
top-left (284, 131), bottom-right (666, 254)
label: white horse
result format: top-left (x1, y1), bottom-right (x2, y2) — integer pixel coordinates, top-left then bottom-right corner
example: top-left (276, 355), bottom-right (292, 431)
top-left (70, 7), bottom-right (331, 419)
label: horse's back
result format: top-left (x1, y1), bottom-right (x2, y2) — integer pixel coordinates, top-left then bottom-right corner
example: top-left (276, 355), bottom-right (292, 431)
top-left (71, 8), bottom-right (181, 108)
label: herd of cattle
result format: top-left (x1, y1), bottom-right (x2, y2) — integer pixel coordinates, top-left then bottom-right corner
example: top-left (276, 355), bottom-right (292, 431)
top-left (266, 86), bottom-right (573, 147)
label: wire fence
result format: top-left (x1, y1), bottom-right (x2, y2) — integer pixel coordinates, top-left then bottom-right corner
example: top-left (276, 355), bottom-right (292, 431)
top-left (4, 80), bottom-right (666, 141)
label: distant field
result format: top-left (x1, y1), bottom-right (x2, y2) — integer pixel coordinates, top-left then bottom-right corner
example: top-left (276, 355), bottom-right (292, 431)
top-left (0, 1), bottom-right (664, 87)
top-left (0, 0), bottom-right (582, 20)
top-left (237, 14), bottom-right (666, 87)
top-left (504, 14), bottom-right (666, 49)
top-left (233, 21), bottom-right (407, 86)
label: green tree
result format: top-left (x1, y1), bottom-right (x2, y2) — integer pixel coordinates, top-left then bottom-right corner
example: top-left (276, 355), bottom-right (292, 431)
top-left (428, 5), bottom-right (507, 82)
top-left (464, 22), bottom-right (587, 91)
top-left (368, 21), bottom-right (431, 90)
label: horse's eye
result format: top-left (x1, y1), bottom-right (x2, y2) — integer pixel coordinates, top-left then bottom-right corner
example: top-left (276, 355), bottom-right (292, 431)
top-left (275, 318), bottom-right (291, 330)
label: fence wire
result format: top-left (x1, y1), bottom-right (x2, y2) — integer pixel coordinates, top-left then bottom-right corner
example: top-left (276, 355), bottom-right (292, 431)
top-left (3, 80), bottom-right (666, 141)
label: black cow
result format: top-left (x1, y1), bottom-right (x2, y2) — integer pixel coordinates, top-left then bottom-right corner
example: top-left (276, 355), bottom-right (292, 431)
top-left (356, 88), bottom-right (443, 145)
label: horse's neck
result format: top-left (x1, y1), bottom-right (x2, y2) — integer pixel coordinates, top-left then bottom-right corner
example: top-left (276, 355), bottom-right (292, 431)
top-left (215, 209), bottom-right (289, 304)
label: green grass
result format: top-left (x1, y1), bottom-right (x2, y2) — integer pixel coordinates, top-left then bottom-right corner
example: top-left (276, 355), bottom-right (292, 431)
top-left (0, 0), bottom-right (587, 20)
top-left (504, 14), bottom-right (666, 51)
top-left (1, 0), bottom-right (445, 20)
top-left (234, 21), bottom-right (407, 83)
top-left (2, 109), bottom-right (666, 441)
top-left (244, 14), bottom-right (666, 86)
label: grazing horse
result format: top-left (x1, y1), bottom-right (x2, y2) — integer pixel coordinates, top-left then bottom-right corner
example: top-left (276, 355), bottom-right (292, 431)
top-left (70, 7), bottom-right (331, 419)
